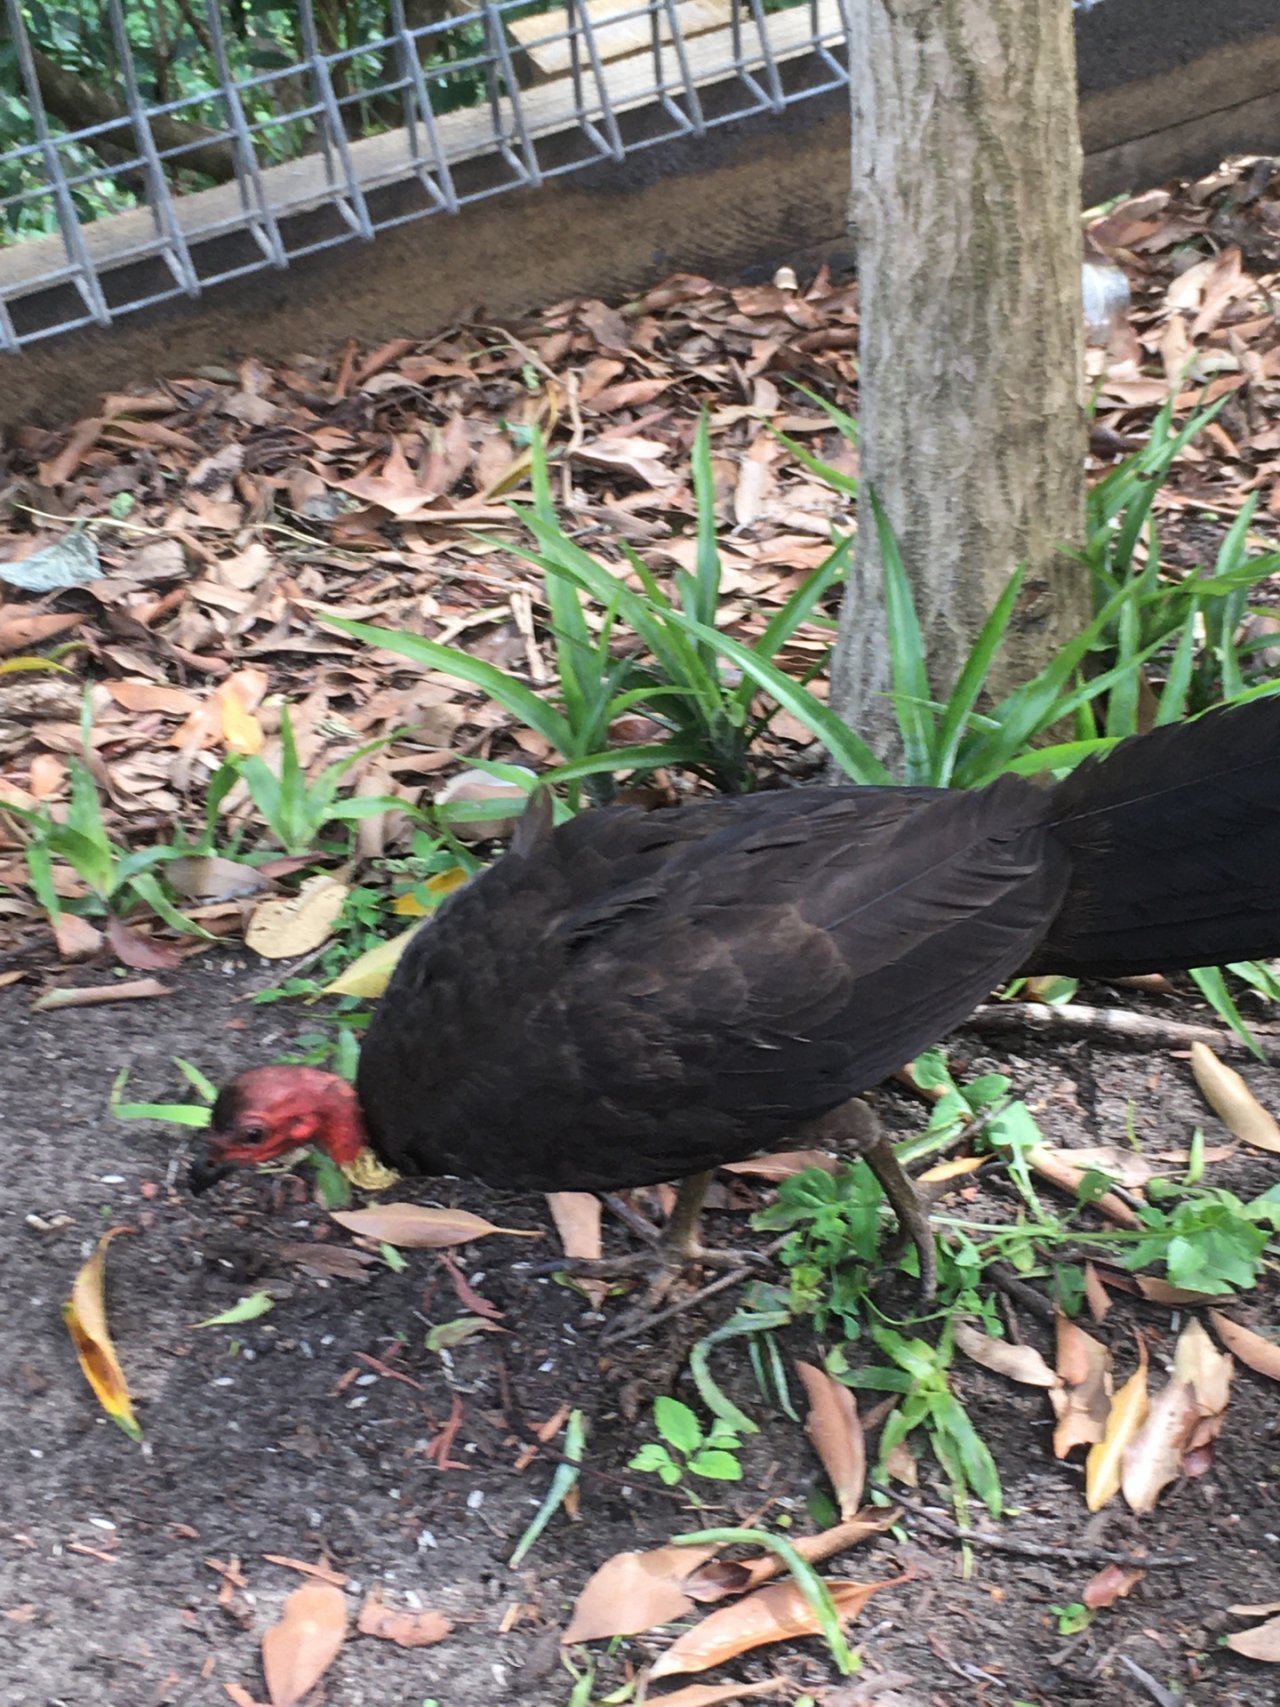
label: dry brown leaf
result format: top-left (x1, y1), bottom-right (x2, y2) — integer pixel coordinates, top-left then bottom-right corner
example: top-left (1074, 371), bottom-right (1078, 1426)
top-left (1051, 1315), bottom-right (1113, 1459)
top-left (62, 1226), bottom-right (142, 1440)
top-left (1082, 1564), bottom-right (1145, 1610)
top-left (1226, 1614), bottom-right (1280, 1663)
top-left (105, 915), bottom-right (184, 970)
top-left (796, 1362), bottom-right (865, 1519)
top-left (1121, 1376), bottom-right (1199, 1512)
top-left (638, 1681), bottom-right (789, 1707)
top-left (1229, 1602), bottom-right (1280, 1618)
top-left (433, 771), bottom-right (533, 842)
top-left (649, 1575), bottom-right (901, 1680)
top-left (1097, 1269), bottom-right (1223, 1306)
top-left (261, 1582), bottom-right (347, 1706)
top-left (52, 913), bottom-right (103, 960)
top-left (1208, 1311), bottom-right (1280, 1382)
top-left (545, 1192), bottom-right (602, 1260)
top-left (1086, 1339), bottom-right (1149, 1511)
top-left (1190, 1042), bottom-right (1280, 1152)
top-left (1174, 1317), bottom-right (1234, 1424)
top-left (953, 1321), bottom-right (1059, 1389)
top-left (561, 1545), bottom-right (718, 1643)
top-left (245, 875), bottom-right (349, 960)
top-left (683, 1511), bottom-right (903, 1603)
top-left (223, 1684), bottom-right (267, 1707)
top-left (0, 611), bottom-right (84, 654)
top-left (721, 1150), bottom-right (838, 1180)
top-left (356, 1588), bottom-right (451, 1647)
top-left (1041, 1144), bottom-right (1157, 1191)
top-left (105, 680), bottom-right (202, 717)
top-left (882, 1437), bottom-right (917, 1487)
top-left (1084, 1262), bottom-right (1113, 1323)
top-left (38, 415), bottom-right (104, 485)
top-left (330, 1204), bottom-right (540, 1249)
top-left (1026, 1145), bottom-right (1140, 1226)
top-left (165, 855), bottom-right (269, 902)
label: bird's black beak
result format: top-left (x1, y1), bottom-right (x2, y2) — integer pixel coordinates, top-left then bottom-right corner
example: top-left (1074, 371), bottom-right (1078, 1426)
top-left (188, 1142), bottom-right (234, 1195)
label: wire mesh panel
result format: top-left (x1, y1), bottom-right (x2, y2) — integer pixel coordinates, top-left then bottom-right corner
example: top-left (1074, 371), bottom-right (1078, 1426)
top-left (0, 0), bottom-right (850, 352)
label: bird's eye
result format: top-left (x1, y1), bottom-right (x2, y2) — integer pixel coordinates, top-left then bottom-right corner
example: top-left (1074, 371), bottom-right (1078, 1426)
top-left (241, 1123), bottom-right (267, 1147)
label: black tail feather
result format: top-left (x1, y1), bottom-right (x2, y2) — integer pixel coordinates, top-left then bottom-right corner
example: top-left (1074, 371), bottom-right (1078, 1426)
top-left (1031, 696), bottom-right (1280, 977)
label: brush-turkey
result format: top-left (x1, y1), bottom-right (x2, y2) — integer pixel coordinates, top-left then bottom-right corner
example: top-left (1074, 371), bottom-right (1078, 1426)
top-left (193, 697), bottom-right (1280, 1308)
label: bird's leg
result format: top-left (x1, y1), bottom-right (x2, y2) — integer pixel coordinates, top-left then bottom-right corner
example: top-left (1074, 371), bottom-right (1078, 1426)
top-left (659, 1170), bottom-right (714, 1265)
top-left (862, 1131), bottom-right (937, 1303)
top-left (807, 1098), bottom-right (937, 1302)
top-left (547, 1170), bottom-right (762, 1303)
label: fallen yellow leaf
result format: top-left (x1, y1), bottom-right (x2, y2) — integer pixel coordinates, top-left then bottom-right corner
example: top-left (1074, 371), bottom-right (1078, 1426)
top-left (1085, 1338), bottom-right (1148, 1511)
top-left (1189, 1042), bottom-right (1280, 1152)
top-left (218, 678), bottom-right (264, 756)
top-left (322, 924), bottom-right (417, 998)
top-left (62, 1227), bottom-right (142, 1441)
top-left (246, 875), bottom-right (349, 960)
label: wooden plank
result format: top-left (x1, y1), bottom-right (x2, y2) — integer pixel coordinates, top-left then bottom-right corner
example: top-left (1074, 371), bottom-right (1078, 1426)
top-left (508, 0), bottom-right (733, 80)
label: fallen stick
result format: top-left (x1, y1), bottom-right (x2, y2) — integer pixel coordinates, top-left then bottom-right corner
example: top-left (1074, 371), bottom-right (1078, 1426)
top-left (896, 1497), bottom-right (1194, 1570)
top-left (964, 1000), bottom-right (1276, 1060)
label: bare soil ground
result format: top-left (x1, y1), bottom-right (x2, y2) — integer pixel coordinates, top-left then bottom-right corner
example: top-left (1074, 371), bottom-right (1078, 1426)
top-left (2, 958), bottom-right (1278, 1707)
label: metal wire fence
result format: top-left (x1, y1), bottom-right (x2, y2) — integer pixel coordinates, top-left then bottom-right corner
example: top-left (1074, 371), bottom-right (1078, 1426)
top-left (0, 0), bottom-right (850, 353)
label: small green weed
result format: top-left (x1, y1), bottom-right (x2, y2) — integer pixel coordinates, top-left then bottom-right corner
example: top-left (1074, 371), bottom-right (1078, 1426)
top-left (628, 1396), bottom-right (744, 1494)
top-left (840, 1322), bottom-right (1004, 1519)
top-left (228, 705), bottom-right (401, 857)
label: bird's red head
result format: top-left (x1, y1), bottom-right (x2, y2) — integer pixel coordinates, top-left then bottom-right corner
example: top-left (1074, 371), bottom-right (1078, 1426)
top-left (190, 1066), bottom-right (367, 1193)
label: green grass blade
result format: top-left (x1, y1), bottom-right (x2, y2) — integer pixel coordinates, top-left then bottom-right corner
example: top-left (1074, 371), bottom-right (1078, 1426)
top-left (322, 614), bottom-right (573, 754)
top-left (508, 1409), bottom-right (585, 1567)
top-left (662, 609), bottom-right (892, 782)
top-left (673, 1527), bottom-right (857, 1675)
top-left (690, 412), bottom-right (722, 632)
top-left (934, 565), bottom-right (1027, 786)
top-left (868, 487), bottom-right (934, 784)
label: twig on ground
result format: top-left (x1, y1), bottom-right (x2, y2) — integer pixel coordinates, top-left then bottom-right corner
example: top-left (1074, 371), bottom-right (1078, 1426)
top-left (985, 1261), bottom-right (1058, 1324)
top-left (896, 1496), bottom-right (1194, 1569)
top-left (1116, 1653), bottom-right (1184, 1707)
top-left (600, 1234), bottom-right (791, 1342)
top-left (965, 1001), bottom-right (1277, 1060)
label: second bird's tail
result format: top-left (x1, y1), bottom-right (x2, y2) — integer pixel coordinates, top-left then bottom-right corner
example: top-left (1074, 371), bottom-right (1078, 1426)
top-left (1030, 695), bottom-right (1280, 978)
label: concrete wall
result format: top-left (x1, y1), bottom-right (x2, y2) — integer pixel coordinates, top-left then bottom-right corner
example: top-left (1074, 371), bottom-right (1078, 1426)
top-left (3, 2), bottom-right (1279, 433)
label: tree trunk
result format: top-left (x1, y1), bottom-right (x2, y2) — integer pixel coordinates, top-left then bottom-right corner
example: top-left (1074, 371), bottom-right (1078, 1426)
top-left (831, 0), bottom-right (1088, 766)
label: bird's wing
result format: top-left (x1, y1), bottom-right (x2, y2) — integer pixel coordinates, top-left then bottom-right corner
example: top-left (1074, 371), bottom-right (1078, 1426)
top-left (359, 780), bottom-right (1066, 1190)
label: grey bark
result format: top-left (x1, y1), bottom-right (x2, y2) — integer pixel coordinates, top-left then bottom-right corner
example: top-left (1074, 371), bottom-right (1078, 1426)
top-left (831, 0), bottom-right (1089, 767)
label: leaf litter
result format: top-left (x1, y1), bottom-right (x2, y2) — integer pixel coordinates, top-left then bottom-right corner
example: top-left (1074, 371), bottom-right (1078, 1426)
top-left (6, 153), bottom-right (1280, 980)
